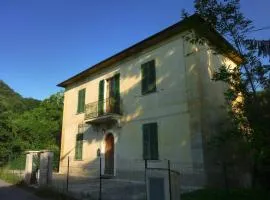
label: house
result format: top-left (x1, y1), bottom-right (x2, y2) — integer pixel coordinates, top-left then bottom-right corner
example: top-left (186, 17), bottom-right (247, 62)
top-left (57, 14), bottom-right (242, 188)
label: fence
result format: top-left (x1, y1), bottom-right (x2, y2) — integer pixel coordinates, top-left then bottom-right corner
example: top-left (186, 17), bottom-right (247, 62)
top-left (0, 154), bottom-right (26, 184)
top-left (0, 153), bottom-right (254, 200)
top-left (51, 156), bottom-right (254, 200)
top-left (51, 157), bottom-right (207, 200)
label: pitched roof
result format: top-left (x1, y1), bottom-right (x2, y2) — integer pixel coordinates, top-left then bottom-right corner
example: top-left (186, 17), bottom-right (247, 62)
top-left (58, 14), bottom-right (243, 88)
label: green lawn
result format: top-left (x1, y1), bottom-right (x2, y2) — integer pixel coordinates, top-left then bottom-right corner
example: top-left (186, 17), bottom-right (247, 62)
top-left (181, 189), bottom-right (270, 200)
top-left (0, 168), bottom-right (24, 184)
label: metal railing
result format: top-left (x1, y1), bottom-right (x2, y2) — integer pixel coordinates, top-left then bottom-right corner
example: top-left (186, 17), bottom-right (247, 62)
top-left (85, 96), bottom-right (122, 120)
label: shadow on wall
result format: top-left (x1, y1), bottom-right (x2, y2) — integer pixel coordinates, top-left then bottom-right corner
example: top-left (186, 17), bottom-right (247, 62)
top-left (59, 43), bottom-right (192, 174)
top-left (58, 39), bottom-right (234, 186)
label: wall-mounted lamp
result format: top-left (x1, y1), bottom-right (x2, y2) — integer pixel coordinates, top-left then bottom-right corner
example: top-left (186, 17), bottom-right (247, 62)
top-left (97, 148), bottom-right (101, 157)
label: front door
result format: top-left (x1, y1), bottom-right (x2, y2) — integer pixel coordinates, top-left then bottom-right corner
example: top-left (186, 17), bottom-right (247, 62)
top-left (105, 133), bottom-right (114, 175)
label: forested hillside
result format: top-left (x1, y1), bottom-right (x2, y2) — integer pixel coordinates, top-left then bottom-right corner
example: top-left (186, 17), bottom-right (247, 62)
top-left (0, 80), bottom-right (40, 113)
top-left (0, 80), bottom-right (63, 162)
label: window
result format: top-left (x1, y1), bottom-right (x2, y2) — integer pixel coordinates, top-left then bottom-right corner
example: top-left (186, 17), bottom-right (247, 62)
top-left (77, 88), bottom-right (86, 113)
top-left (141, 60), bottom-right (156, 95)
top-left (106, 74), bottom-right (120, 114)
top-left (98, 74), bottom-right (120, 115)
top-left (143, 123), bottom-right (158, 160)
top-left (75, 133), bottom-right (83, 160)
top-left (98, 80), bottom-right (104, 115)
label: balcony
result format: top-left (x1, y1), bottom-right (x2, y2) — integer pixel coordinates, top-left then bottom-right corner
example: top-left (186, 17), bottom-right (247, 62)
top-left (84, 97), bottom-right (122, 124)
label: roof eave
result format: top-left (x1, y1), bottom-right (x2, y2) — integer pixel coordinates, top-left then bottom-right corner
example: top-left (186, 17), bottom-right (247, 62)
top-left (57, 14), bottom-right (243, 88)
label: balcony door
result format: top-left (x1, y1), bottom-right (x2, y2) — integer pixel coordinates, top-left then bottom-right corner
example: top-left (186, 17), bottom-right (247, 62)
top-left (106, 74), bottom-right (120, 114)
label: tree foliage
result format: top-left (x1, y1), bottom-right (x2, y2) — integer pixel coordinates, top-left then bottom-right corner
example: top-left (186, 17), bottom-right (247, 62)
top-left (184, 0), bottom-right (270, 188)
top-left (0, 80), bottom-right (40, 160)
top-left (11, 92), bottom-right (63, 152)
top-left (0, 80), bottom-right (63, 163)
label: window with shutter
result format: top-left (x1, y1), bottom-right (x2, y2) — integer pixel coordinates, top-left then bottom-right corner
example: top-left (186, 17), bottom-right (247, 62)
top-left (114, 74), bottom-right (120, 113)
top-left (141, 60), bottom-right (156, 95)
top-left (98, 80), bottom-right (104, 115)
top-left (77, 89), bottom-right (86, 113)
top-left (75, 133), bottom-right (83, 160)
top-left (143, 123), bottom-right (159, 160)
top-left (114, 74), bottom-right (120, 97)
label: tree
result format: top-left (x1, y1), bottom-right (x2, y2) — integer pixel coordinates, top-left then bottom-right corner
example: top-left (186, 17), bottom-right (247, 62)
top-left (0, 80), bottom-right (40, 161)
top-left (11, 92), bottom-right (63, 153)
top-left (183, 0), bottom-right (270, 188)
top-left (0, 80), bottom-right (63, 167)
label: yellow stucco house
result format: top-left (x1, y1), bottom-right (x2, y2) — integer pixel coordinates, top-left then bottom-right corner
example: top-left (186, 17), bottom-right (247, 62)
top-left (57, 14), bottom-right (242, 188)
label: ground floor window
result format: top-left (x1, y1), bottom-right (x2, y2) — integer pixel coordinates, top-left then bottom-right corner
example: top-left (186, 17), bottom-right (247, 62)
top-left (143, 122), bottom-right (159, 160)
top-left (75, 133), bottom-right (83, 160)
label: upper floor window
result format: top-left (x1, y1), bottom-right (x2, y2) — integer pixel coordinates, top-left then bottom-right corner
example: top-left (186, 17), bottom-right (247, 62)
top-left (77, 88), bottom-right (86, 113)
top-left (141, 60), bottom-right (156, 95)
top-left (143, 122), bottom-right (159, 160)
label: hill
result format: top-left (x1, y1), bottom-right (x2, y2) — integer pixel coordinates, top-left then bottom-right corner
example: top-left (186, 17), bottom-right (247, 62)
top-left (0, 80), bottom-right (40, 160)
top-left (0, 80), bottom-right (40, 113)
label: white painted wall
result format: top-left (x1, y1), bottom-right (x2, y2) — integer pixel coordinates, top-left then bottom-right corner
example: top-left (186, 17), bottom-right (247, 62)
top-left (59, 32), bottom-right (237, 187)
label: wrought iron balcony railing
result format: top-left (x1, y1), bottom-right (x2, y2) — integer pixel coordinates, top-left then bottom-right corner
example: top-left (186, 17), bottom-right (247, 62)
top-left (85, 96), bottom-right (122, 121)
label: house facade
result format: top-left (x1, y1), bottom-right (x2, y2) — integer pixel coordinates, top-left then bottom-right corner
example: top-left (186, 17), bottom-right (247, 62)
top-left (58, 15), bottom-right (242, 188)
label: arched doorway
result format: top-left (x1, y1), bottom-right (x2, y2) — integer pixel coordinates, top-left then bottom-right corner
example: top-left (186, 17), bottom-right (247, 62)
top-left (105, 133), bottom-right (114, 175)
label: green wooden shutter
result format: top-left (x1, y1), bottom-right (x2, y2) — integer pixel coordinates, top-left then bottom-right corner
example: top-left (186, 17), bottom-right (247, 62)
top-left (75, 134), bottom-right (83, 160)
top-left (141, 64), bottom-right (148, 95)
top-left (143, 124), bottom-right (150, 160)
top-left (81, 89), bottom-right (85, 112)
top-left (150, 123), bottom-right (158, 160)
top-left (77, 90), bottom-right (81, 113)
top-left (148, 60), bottom-right (156, 93)
top-left (77, 89), bottom-right (85, 113)
top-left (141, 60), bottom-right (156, 95)
top-left (78, 134), bottom-right (83, 160)
top-left (114, 74), bottom-right (120, 113)
top-left (143, 123), bottom-right (158, 160)
top-left (114, 74), bottom-right (120, 97)
top-left (98, 80), bottom-right (104, 115)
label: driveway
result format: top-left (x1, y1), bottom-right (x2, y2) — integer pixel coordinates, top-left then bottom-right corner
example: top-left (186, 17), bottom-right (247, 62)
top-left (0, 179), bottom-right (42, 200)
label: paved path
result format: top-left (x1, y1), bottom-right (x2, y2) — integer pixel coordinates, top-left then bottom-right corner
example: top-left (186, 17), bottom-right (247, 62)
top-left (0, 179), bottom-right (42, 200)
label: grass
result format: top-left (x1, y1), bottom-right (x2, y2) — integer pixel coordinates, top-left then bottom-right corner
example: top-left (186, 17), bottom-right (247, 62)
top-left (8, 155), bottom-right (26, 170)
top-left (0, 167), bottom-right (24, 184)
top-left (0, 168), bottom-right (78, 200)
top-left (181, 189), bottom-right (270, 200)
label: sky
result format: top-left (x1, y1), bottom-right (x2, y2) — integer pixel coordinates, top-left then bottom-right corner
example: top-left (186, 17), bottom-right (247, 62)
top-left (0, 0), bottom-right (269, 100)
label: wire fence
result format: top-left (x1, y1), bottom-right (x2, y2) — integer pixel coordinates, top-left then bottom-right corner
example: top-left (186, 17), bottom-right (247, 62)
top-left (50, 156), bottom-right (255, 200)
top-left (0, 153), bottom-right (255, 200)
top-left (0, 154), bottom-right (26, 184)
top-left (50, 157), bottom-right (208, 200)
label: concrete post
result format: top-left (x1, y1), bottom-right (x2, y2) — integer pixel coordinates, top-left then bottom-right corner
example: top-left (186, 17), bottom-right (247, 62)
top-left (24, 151), bottom-right (39, 185)
top-left (39, 151), bottom-right (54, 186)
top-left (24, 153), bottom-right (33, 184)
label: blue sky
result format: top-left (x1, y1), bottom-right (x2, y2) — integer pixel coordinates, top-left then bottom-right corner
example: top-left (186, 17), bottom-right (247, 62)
top-left (0, 0), bottom-right (269, 100)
